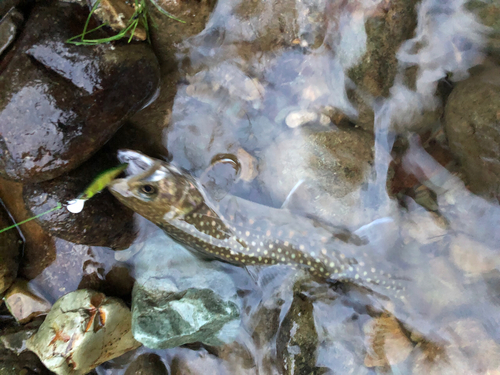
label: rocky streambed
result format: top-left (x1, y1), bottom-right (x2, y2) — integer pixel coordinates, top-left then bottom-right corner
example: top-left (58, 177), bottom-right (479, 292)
top-left (1, 0), bottom-right (500, 374)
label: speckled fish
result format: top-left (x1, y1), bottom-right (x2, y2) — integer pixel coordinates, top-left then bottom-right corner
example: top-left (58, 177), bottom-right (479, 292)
top-left (108, 150), bottom-right (406, 298)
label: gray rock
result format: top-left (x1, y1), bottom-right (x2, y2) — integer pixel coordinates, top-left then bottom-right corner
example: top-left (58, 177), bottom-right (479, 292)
top-left (444, 66), bottom-right (500, 199)
top-left (27, 289), bottom-right (141, 375)
top-left (466, 0), bottom-right (500, 59)
top-left (124, 353), bottom-right (169, 375)
top-left (0, 3), bottom-right (160, 183)
top-left (277, 292), bottom-right (319, 375)
top-left (0, 201), bottom-right (21, 294)
top-left (129, 229), bottom-right (241, 349)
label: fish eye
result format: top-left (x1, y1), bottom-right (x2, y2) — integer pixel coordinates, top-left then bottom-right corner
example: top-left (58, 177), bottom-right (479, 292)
top-left (139, 184), bottom-right (157, 197)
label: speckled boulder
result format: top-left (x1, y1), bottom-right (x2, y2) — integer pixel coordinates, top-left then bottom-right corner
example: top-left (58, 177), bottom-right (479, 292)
top-left (0, 3), bottom-right (160, 182)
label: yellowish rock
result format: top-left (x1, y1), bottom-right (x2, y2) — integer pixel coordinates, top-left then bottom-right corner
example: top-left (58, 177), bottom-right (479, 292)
top-left (27, 289), bottom-right (141, 375)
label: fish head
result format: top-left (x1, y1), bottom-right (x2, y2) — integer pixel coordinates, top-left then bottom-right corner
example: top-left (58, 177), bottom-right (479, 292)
top-left (108, 150), bottom-right (205, 224)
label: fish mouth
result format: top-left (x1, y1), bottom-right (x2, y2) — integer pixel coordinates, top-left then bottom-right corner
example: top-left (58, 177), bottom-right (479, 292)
top-left (117, 149), bottom-right (155, 176)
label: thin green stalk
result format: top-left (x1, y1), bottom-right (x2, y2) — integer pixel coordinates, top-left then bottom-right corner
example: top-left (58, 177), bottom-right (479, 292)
top-left (0, 203), bottom-right (62, 234)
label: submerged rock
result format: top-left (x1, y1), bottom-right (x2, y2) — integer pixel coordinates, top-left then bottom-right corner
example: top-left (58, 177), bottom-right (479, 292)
top-left (130, 229), bottom-right (241, 349)
top-left (259, 128), bottom-right (374, 226)
top-left (0, 201), bottom-right (21, 294)
top-left (0, 3), bottom-right (160, 183)
top-left (363, 314), bottom-right (413, 367)
top-left (3, 279), bottom-right (51, 324)
top-left (27, 289), bottom-right (141, 375)
top-left (466, 0), bottom-right (500, 59)
top-left (276, 292), bottom-right (320, 375)
top-left (346, 0), bottom-right (419, 132)
top-left (23, 147), bottom-right (136, 250)
top-left (124, 353), bottom-right (168, 375)
top-left (444, 66), bottom-right (500, 200)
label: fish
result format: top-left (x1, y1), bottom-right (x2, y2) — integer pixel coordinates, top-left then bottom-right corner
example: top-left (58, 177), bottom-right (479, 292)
top-left (108, 150), bottom-right (407, 299)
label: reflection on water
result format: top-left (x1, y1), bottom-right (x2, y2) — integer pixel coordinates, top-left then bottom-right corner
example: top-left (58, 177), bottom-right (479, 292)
top-left (7, 0), bottom-right (498, 373)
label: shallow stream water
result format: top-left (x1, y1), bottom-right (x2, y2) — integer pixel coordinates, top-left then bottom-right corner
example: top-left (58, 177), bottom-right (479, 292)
top-left (2, 0), bottom-right (500, 373)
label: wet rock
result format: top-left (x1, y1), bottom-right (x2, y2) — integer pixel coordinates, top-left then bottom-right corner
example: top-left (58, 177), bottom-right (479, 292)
top-left (0, 3), bottom-right (160, 183)
top-left (131, 229), bottom-right (240, 349)
top-left (466, 0), bottom-right (500, 59)
top-left (3, 279), bottom-right (51, 323)
top-left (124, 353), bottom-right (168, 375)
top-left (346, 0), bottom-right (418, 132)
top-left (27, 289), bottom-right (141, 375)
top-left (0, 200), bottom-right (21, 294)
top-left (449, 233), bottom-right (497, 275)
top-left (0, 8), bottom-right (23, 56)
top-left (363, 314), bottom-right (413, 367)
top-left (276, 292), bottom-right (319, 375)
top-left (23, 147), bottom-right (136, 250)
top-left (444, 66), bottom-right (500, 200)
top-left (259, 128), bottom-right (373, 226)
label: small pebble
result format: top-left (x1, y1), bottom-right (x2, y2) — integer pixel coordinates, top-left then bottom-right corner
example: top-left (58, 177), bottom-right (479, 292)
top-left (285, 110), bottom-right (318, 128)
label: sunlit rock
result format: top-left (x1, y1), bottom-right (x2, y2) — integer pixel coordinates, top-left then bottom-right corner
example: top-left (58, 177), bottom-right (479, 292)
top-left (444, 66), bottom-right (500, 200)
top-left (3, 279), bottom-right (51, 324)
top-left (130, 230), bottom-right (240, 349)
top-left (27, 289), bottom-right (141, 375)
top-left (0, 202), bottom-right (21, 294)
top-left (276, 292), bottom-right (320, 374)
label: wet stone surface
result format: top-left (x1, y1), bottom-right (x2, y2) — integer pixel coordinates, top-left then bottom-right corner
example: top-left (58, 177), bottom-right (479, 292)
top-left (23, 147), bottom-right (137, 250)
top-left (0, 8), bottom-right (23, 57)
top-left (0, 3), bottom-right (160, 183)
